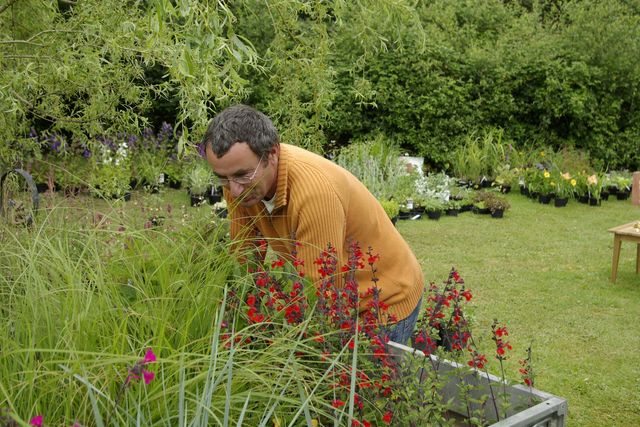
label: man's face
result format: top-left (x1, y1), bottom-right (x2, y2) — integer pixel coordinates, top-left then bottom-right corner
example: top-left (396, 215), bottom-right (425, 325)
top-left (205, 142), bottom-right (278, 207)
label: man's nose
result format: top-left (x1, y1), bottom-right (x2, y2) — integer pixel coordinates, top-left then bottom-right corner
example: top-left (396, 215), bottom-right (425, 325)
top-left (229, 181), bottom-right (245, 198)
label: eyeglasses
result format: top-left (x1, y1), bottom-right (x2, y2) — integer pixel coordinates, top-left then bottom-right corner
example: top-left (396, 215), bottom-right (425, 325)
top-left (217, 154), bottom-right (265, 186)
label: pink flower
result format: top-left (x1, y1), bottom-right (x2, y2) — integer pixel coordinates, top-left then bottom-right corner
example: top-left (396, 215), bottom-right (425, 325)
top-left (143, 369), bottom-right (155, 385)
top-left (30, 415), bottom-right (43, 426)
top-left (143, 348), bottom-right (156, 364)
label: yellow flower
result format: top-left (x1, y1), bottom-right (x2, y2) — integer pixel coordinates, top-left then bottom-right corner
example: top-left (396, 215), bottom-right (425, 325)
top-left (587, 174), bottom-right (598, 185)
top-left (570, 179), bottom-right (577, 187)
top-left (540, 151), bottom-right (546, 157)
top-left (543, 171), bottom-right (550, 178)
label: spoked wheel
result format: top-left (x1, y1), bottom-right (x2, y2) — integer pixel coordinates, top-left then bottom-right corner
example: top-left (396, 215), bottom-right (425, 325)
top-left (0, 169), bottom-right (40, 226)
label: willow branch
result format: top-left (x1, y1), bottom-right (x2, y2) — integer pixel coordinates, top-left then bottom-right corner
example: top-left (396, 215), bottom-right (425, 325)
top-left (9, 89), bottom-right (116, 124)
top-left (0, 0), bottom-right (20, 16)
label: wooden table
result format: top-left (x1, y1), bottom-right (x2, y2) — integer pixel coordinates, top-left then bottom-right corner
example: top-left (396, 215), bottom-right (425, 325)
top-left (608, 221), bottom-right (640, 282)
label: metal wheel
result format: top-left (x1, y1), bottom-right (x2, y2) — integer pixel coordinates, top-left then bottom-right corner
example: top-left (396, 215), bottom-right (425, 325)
top-left (0, 169), bottom-right (39, 226)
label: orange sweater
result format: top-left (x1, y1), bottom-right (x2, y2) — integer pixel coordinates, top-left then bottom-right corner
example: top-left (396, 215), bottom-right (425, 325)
top-left (226, 144), bottom-right (424, 322)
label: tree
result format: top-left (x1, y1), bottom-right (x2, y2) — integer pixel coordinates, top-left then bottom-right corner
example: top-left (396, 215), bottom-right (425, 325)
top-left (0, 0), bottom-right (258, 168)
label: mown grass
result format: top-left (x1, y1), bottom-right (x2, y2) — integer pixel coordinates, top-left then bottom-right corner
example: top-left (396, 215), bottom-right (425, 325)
top-left (398, 192), bottom-right (640, 426)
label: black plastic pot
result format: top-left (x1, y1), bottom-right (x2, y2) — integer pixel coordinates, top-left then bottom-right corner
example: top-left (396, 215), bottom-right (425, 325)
top-left (490, 209), bottom-right (504, 218)
top-left (554, 197), bottom-right (569, 207)
top-left (617, 191), bottom-right (630, 200)
top-left (190, 194), bottom-right (206, 207)
top-left (426, 210), bottom-right (442, 220)
top-left (398, 211), bottom-right (412, 220)
top-left (472, 206), bottom-right (490, 215)
top-left (538, 194), bottom-right (552, 204)
top-left (36, 182), bottom-right (49, 193)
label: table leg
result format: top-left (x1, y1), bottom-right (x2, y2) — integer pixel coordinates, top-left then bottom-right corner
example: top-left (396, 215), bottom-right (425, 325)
top-left (611, 236), bottom-right (621, 283)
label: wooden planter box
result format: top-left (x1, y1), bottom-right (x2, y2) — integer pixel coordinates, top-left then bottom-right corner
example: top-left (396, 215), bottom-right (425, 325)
top-left (388, 341), bottom-right (568, 427)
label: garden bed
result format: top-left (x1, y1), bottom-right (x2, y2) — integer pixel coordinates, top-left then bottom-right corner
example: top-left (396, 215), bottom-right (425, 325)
top-left (389, 341), bottom-right (568, 427)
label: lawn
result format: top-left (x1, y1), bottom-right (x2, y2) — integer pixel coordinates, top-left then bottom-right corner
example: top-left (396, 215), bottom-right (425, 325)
top-left (399, 192), bottom-right (640, 426)
top-left (1, 188), bottom-right (638, 425)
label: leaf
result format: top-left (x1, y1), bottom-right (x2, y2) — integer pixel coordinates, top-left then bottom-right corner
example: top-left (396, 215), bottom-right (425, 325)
top-left (178, 48), bottom-right (195, 78)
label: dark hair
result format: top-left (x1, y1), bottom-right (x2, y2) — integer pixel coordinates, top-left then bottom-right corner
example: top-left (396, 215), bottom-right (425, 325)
top-left (202, 104), bottom-right (279, 158)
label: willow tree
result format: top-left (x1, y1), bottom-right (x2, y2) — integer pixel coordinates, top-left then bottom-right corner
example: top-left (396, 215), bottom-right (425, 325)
top-left (1, 0), bottom-right (428, 169)
top-left (0, 0), bottom-right (258, 168)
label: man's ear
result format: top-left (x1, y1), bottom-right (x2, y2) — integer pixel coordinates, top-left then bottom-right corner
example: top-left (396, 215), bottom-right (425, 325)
top-left (269, 144), bottom-right (280, 163)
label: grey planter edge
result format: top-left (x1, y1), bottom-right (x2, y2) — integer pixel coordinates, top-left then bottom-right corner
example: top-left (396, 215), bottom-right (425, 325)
top-left (388, 341), bottom-right (568, 427)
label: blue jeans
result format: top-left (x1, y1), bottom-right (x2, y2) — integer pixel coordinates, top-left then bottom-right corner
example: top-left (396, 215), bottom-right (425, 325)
top-left (387, 297), bottom-right (423, 345)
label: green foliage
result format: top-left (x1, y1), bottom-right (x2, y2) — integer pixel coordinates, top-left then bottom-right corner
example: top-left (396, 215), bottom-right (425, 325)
top-left (2, 0), bottom-right (640, 174)
top-left (0, 0), bottom-right (258, 165)
top-left (334, 134), bottom-right (415, 201)
top-left (185, 160), bottom-right (214, 195)
top-left (88, 139), bottom-right (131, 199)
top-left (379, 199), bottom-right (400, 219)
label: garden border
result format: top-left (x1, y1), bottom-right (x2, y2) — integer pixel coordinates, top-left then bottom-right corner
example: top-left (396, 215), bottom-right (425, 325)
top-left (388, 341), bottom-right (568, 427)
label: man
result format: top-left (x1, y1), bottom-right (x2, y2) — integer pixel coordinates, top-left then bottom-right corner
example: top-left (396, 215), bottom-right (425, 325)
top-left (203, 104), bottom-right (423, 344)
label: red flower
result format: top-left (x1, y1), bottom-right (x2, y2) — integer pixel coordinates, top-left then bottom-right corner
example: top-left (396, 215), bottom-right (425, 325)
top-left (382, 411), bottom-right (393, 424)
top-left (452, 270), bottom-right (463, 283)
top-left (271, 258), bottom-right (285, 268)
top-left (468, 352), bottom-right (487, 370)
top-left (332, 399), bottom-right (346, 408)
top-left (495, 327), bottom-right (509, 337)
top-left (246, 294), bottom-right (257, 307)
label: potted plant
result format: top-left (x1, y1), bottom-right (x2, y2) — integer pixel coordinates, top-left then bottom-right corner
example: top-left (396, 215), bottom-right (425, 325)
top-left (185, 161), bottom-right (213, 207)
top-left (379, 199), bottom-right (400, 225)
top-left (537, 169), bottom-right (555, 204)
top-left (552, 170), bottom-right (576, 207)
top-left (611, 172), bottom-right (632, 200)
top-left (472, 191), bottom-right (493, 214)
top-left (445, 199), bottom-right (461, 217)
top-left (485, 194), bottom-right (511, 218)
top-left (586, 173), bottom-right (603, 206)
top-left (134, 150), bottom-right (167, 193)
top-left (494, 164), bottom-right (519, 194)
top-left (89, 139), bottom-right (132, 201)
top-left (422, 197), bottom-right (446, 220)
